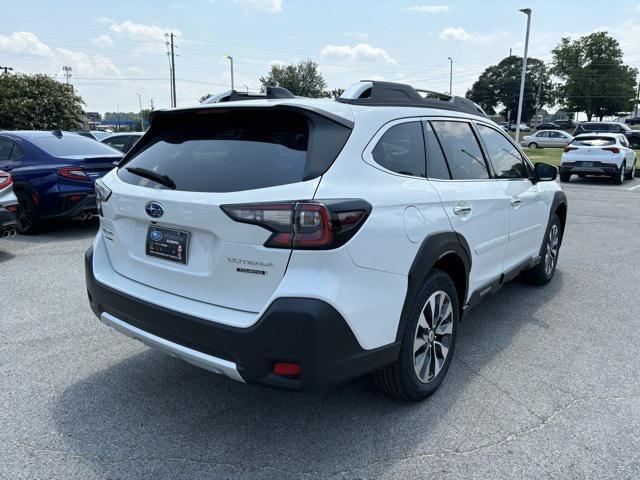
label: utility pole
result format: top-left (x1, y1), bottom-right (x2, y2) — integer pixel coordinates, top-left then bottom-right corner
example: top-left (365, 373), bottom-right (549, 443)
top-left (165, 33), bottom-right (177, 107)
top-left (447, 57), bottom-right (453, 95)
top-left (150, 98), bottom-right (155, 111)
top-left (0, 66), bottom-right (13, 75)
top-left (515, 8), bottom-right (532, 143)
top-left (136, 93), bottom-right (144, 131)
top-left (534, 79), bottom-right (543, 128)
top-left (634, 78), bottom-right (640, 118)
top-left (62, 66), bottom-right (73, 92)
top-left (224, 55), bottom-right (234, 90)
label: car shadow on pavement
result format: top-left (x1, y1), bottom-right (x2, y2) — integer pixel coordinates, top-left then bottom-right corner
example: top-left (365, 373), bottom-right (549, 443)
top-left (11, 219), bottom-right (98, 245)
top-left (51, 271), bottom-right (565, 479)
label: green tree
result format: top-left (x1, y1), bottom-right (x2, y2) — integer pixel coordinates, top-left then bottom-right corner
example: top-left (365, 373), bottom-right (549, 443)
top-left (260, 59), bottom-right (327, 97)
top-left (550, 32), bottom-right (637, 121)
top-left (466, 56), bottom-right (550, 122)
top-left (0, 73), bottom-right (85, 130)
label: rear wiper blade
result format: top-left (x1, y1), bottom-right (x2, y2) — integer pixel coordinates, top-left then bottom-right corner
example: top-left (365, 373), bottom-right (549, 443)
top-left (126, 167), bottom-right (176, 189)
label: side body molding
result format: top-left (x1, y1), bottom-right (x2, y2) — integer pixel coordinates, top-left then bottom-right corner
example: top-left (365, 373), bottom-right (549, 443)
top-left (396, 231), bottom-right (471, 342)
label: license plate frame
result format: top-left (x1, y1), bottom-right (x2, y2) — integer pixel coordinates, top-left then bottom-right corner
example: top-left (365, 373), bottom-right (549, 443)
top-left (145, 226), bottom-right (189, 265)
top-left (581, 161), bottom-right (594, 167)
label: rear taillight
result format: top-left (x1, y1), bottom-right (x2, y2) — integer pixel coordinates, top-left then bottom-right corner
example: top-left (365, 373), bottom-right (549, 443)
top-left (0, 171), bottom-right (12, 190)
top-left (95, 180), bottom-right (112, 217)
top-left (221, 199), bottom-right (371, 249)
top-left (563, 146), bottom-right (578, 152)
top-left (58, 167), bottom-right (91, 181)
top-left (602, 147), bottom-right (620, 153)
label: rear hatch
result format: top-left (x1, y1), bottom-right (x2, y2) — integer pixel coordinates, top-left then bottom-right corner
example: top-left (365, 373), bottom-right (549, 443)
top-left (101, 106), bottom-right (351, 313)
top-left (564, 136), bottom-right (620, 164)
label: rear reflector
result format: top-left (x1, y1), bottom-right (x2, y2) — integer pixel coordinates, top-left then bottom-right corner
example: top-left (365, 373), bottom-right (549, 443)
top-left (221, 199), bottom-right (371, 250)
top-left (273, 363), bottom-right (301, 378)
top-left (5, 204), bottom-right (18, 214)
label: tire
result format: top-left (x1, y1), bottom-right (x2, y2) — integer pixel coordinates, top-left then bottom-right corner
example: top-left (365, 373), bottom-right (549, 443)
top-left (625, 161), bottom-right (636, 180)
top-left (522, 215), bottom-right (561, 286)
top-left (559, 172), bottom-right (571, 182)
top-left (374, 269), bottom-right (459, 402)
top-left (528, 142), bottom-right (538, 149)
top-left (15, 190), bottom-right (41, 235)
top-left (613, 161), bottom-right (625, 185)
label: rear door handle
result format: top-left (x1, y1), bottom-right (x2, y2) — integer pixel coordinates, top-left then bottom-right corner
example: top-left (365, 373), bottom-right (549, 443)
top-left (453, 203), bottom-right (472, 216)
top-left (510, 197), bottom-right (522, 209)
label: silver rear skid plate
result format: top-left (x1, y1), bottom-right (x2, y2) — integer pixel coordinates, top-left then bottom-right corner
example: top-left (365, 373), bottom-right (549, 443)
top-left (100, 312), bottom-right (245, 383)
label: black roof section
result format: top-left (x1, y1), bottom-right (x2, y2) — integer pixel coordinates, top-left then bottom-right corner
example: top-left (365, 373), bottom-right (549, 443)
top-left (336, 81), bottom-right (488, 117)
top-left (202, 86), bottom-right (295, 104)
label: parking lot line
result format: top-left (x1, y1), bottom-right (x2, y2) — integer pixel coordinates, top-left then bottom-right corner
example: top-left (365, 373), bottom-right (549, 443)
top-left (627, 183), bottom-right (640, 191)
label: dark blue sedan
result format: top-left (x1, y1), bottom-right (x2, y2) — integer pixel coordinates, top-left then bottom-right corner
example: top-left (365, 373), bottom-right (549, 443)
top-left (0, 131), bottom-right (122, 233)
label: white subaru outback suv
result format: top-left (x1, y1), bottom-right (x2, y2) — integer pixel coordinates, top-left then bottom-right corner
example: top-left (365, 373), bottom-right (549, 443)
top-left (86, 81), bottom-right (567, 401)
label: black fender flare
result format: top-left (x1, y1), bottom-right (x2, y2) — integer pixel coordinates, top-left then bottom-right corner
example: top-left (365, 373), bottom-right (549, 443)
top-left (540, 190), bottom-right (567, 256)
top-left (395, 232), bottom-right (471, 342)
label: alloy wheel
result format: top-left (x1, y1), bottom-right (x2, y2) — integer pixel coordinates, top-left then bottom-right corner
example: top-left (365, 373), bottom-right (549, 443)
top-left (544, 224), bottom-right (559, 277)
top-left (413, 290), bottom-right (454, 383)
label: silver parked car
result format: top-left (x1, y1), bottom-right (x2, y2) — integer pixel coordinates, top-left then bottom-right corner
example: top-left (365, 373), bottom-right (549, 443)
top-left (521, 130), bottom-right (573, 149)
top-left (0, 170), bottom-right (19, 238)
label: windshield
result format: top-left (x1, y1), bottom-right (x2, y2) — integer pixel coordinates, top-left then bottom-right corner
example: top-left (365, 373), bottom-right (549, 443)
top-left (31, 134), bottom-right (121, 156)
top-left (572, 137), bottom-right (616, 147)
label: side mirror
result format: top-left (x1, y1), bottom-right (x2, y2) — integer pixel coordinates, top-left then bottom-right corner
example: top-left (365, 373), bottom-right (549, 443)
top-left (533, 162), bottom-right (557, 183)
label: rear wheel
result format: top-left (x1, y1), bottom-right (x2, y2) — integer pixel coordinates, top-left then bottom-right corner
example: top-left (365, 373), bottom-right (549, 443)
top-left (16, 191), bottom-right (41, 235)
top-left (614, 161), bottom-right (625, 185)
top-left (625, 160), bottom-right (636, 180)
top-left (522, 215), bottom-right (561, 286)
top-left (375, 269), bottom-right (459, 401)
top-left (560, 172), bottom-right (571, 182)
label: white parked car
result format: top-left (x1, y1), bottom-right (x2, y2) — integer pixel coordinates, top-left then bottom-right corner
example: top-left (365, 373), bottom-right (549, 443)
top-left (509, 123), bottom-right (531, 132)
top-left (85, 81), bottom-right (567, 401)
top-left (560, 133), bottom-right (637, 184)
top-left (521, 130), bottom-right (573, 149)
top-left (0, 170), bottom-right (19, 238)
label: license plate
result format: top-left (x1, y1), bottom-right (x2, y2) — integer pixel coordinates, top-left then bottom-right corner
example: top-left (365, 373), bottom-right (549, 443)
top-left (582, 162), bottom-right (593, 167)
top-left (146, 226), bottom-right (189, 264)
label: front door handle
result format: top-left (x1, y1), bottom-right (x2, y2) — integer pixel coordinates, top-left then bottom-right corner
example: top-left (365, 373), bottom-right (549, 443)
top-left (510, 197), bottom-right (523, 209)
top-left (453, 202), bottom-right (472, 216)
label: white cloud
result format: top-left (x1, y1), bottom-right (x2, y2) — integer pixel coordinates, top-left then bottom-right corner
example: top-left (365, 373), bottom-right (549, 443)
top-left (321, 43), bottom-right (397, 65)
top-left (440, 27), bottom-right (469, 41)
top-left (235, 0), bottom-right (283, 13)
top-left (406, 5), bottom-right (450, 13)
top-left (440, 27), bottom-right (509, 43)
top-left (96, 16), bottom-right (114, 23)
top-left (91, 35), bottom-right (114, 47)
top-left (56, 48), bottom-right (122, 78)
top-left (0, 31), bottom-right (53, 57)
top-left (109, 20), bottom-right (181, 42)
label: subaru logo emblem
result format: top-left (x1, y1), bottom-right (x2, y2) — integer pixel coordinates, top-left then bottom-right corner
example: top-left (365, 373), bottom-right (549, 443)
top-left (145, 202), bottom-right (164, 218)
top-left (150, 229), bottom-right (162, 241)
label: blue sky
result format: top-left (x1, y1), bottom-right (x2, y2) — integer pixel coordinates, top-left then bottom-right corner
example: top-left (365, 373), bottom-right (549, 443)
top-left (3, 0), bottom-right (640, 113)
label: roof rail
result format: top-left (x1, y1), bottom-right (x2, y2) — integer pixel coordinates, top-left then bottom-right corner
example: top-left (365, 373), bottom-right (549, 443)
top-left (202, 86), bottom-right (295, 104)
top-left (337, 81), bottom-right (487, 117)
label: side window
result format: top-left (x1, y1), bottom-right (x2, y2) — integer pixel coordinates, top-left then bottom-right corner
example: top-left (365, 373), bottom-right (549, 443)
top-left (103, 136), bottom-right (128, 153)
top-left (476, 125), bottom-right (528, 179)
top-left (0, 137), bottom-right (14, 161)
top-left (431, 121), bottom-right (489, 180)
top-left (371, 122), bottom-right (426, 177)
top-left (620, 136), bottom-right (629, 148)
top-left (424, 122), bottom-right (450, 179)
top-left (537, 131), bottom-right (550, 138)
top-left (9, 144), bottom-right (23, 159)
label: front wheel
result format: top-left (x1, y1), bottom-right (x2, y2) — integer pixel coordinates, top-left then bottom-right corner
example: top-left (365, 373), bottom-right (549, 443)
top-left (560, 172), bottom-right (571, 182)
top-left (375, 269), bottom-right (459, 401)
top-left (528, 142), bottom-right (538, 149)
top-left (522, 215), bottom-right (561, 286)
top-left (16, 190), bottom-right (41, 235)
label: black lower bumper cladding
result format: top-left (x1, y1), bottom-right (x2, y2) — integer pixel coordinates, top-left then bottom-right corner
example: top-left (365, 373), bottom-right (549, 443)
top-left (85, 247), bottom-right (400, 390)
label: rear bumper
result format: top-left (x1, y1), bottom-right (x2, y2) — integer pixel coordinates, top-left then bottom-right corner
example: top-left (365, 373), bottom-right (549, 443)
top-left (43, 194), bottom-right (97, 220)
top-left (85, 246), bottom-right (400, 390)
top-left (560, 162), bottom-right (619, 176)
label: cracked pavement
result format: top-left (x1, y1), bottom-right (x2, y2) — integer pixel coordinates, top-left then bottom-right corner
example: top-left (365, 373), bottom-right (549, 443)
top-left (1, 176), bottom-right (640, 479)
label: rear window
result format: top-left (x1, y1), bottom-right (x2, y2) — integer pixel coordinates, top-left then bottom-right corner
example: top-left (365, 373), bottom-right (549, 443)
top-left (30, 134), bottom-right (119, 156)
top-left (572, 137), bottom-right (616, 147)
top-left (118, 109), bottom-right (350, 193)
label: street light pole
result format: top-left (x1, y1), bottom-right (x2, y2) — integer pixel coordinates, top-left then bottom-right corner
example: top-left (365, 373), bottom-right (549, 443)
top-left (224, 55), bottom-right (234, 91)
top-left (447, 57), bottom-right (453, 95)
top-left (515, 8), bottom-right (532, 143)
top-left (136, 93), bottom-right (144, 131)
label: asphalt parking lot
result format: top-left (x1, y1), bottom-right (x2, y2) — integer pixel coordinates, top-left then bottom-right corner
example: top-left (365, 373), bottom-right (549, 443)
top-left (1, 177), bottom-right (640, 480)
